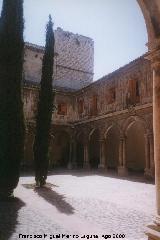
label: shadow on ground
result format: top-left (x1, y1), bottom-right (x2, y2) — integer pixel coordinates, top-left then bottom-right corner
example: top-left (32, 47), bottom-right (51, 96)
top-left (22, 182), bottom-right (58, 189)
top-left (34, 186), bottom-right (75, 215)
top-left (22, 184), bottom-right (74, 215)
top-left (0, 198), bottom-right (25, 240)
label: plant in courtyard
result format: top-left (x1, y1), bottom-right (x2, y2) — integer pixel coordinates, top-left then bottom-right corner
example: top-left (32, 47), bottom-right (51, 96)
top-left (33, 15), bottom-right (55, 187)
top-left (0, 0), bottom-right (25, 199)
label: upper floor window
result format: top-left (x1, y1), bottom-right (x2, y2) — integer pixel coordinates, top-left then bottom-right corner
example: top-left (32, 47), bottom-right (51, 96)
top-left (57, 103), bottom-right (67, 115)
top-left (126, 79), bottom-right (140, 106)
top-left (136, 80), bottom-right (140, 97)
top-left (90, 95), bottom-right (98, 116)
top-left (78, 98), bottom-right (84, 115)
top-left (107, 87), bottom-right (116, 104)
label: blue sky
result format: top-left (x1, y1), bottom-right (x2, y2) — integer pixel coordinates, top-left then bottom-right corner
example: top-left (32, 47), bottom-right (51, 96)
top-left (0, 0), bottom-right (148, 80)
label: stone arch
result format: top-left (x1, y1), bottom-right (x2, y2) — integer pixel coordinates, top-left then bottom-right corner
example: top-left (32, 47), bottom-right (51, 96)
top-left (123, 115), bottom-right (149, 136)
top-left (89, 128), bottom-right (100, 169)
top-left (105, 123), bottom-right (121, 170)
top-left (104, 121), bottom-right (122, 139)
top-left (137, 0), bottom-right (160, 46)
top-left (123, 116), bottom-right (147, 172)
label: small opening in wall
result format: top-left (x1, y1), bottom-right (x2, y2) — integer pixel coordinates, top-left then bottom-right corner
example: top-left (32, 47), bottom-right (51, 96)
top-left (57, 103), bottom-right (67, 115)
top-left (107, 87), bottom-right (116, 104)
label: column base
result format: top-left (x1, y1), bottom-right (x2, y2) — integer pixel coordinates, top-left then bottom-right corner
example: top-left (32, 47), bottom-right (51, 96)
top-left (67, 162), bottom-right (72, 170)
top-left (71, 162), bottom-right (77, 169)
top-left (146, 216), bottom-right (160, 240)
top-left (118, 166), bottom-right (128, 177)
top-left (83, 162), bottom-right (90, 170)
top-left (144, 168), bottom-right (155, 179)
top-left (98, 163), bottom-right (105, 169)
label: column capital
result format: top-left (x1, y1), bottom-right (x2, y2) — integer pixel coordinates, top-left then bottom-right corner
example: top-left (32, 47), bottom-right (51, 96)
top-left (145, 49), bottom-right (160, 70)
top-left (148, 132), bottom-right (154, 140)
top-left (119, 135), bottom-right (126, 141)
top-left (99, 138), bottom-right (105, 143)
top-left (144, 132), bottom-right (153, 139)
top-left (147, 37), bottom-right (160, 51)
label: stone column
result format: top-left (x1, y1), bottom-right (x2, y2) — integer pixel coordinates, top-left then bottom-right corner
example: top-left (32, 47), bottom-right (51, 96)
top-left (122, 136), bottom-right (126, 166)
top-left (98, 139), bottom-right (106, 169)
top-left (144, 133), bottom-right (150, 176)
top-left (149, 133), bottom-right (155, 177)
top-left (67, 137), bottom-right (77, 170)
top-left (83, 142), bottom-right (90, 169)
top-left (144, 133), bottom-right (154, 178)
top-left (152, 59), bottom-right (160, 215)
top-left (119, 137), bottom-right (123, 166)
top-left (145, 49), bottom-right (160, 239)
top-left (67, 140), bottom-right (73, 170)
top-left (118, 136), bottom-right (128, 176)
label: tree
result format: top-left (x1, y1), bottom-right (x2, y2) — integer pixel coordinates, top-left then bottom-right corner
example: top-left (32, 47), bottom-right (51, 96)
top-left (33, 15), bottom-right (55, 187)
top-left (0, 0), bottom-right (25, 199)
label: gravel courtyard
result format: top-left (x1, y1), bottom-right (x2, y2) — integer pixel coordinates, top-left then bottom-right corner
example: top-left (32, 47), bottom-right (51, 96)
top-left (0, 171), bottom-right (156, 240)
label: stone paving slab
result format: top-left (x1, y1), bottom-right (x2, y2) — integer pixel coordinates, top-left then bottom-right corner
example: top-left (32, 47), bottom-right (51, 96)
top-left (0, 172), bottom-right (156, 240)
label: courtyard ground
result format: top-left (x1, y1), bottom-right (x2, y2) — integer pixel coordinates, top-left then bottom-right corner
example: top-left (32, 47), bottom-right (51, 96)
top-left (0, 171), bottom-right (156, 240)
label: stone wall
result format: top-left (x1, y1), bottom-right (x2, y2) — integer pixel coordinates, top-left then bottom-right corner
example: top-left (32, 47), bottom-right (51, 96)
top-left (23, 83), bottom-right (75, 125)
top-left (23, 54), bottom-right (154, 177)
top-left (74, 56), bottom-right (152, 122)
top-left (23, 55), bottom-right (153, 128)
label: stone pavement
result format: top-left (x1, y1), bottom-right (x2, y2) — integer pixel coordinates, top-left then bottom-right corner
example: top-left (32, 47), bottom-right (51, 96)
top-left (0, 171), bottom-right (156, 240)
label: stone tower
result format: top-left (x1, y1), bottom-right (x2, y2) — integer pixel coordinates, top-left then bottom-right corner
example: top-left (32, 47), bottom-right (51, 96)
top-left (24, 27), bottom-right (94, 90)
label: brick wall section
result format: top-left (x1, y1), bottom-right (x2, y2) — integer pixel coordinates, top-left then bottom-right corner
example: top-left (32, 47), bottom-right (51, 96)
top-left (23, 27), bottom-right (94, 90)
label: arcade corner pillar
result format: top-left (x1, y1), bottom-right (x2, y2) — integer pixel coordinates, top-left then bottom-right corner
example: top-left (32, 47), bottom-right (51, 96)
top-left (145, 47), bottom-right (160, 240)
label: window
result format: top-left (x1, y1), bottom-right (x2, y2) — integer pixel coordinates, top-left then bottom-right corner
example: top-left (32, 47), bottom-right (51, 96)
top-left (78, 99), bottom-right (84, 114)
top-left (57, 103), bottom-right (67, 115)
top-left (126, 79), bottom-right (140, 105)
top-left (90, 95), bottom-right (98, 116)
top-left (136, 80), bottom-right (140, 96)
top-left (107, 87), bottom-right (116, 104)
